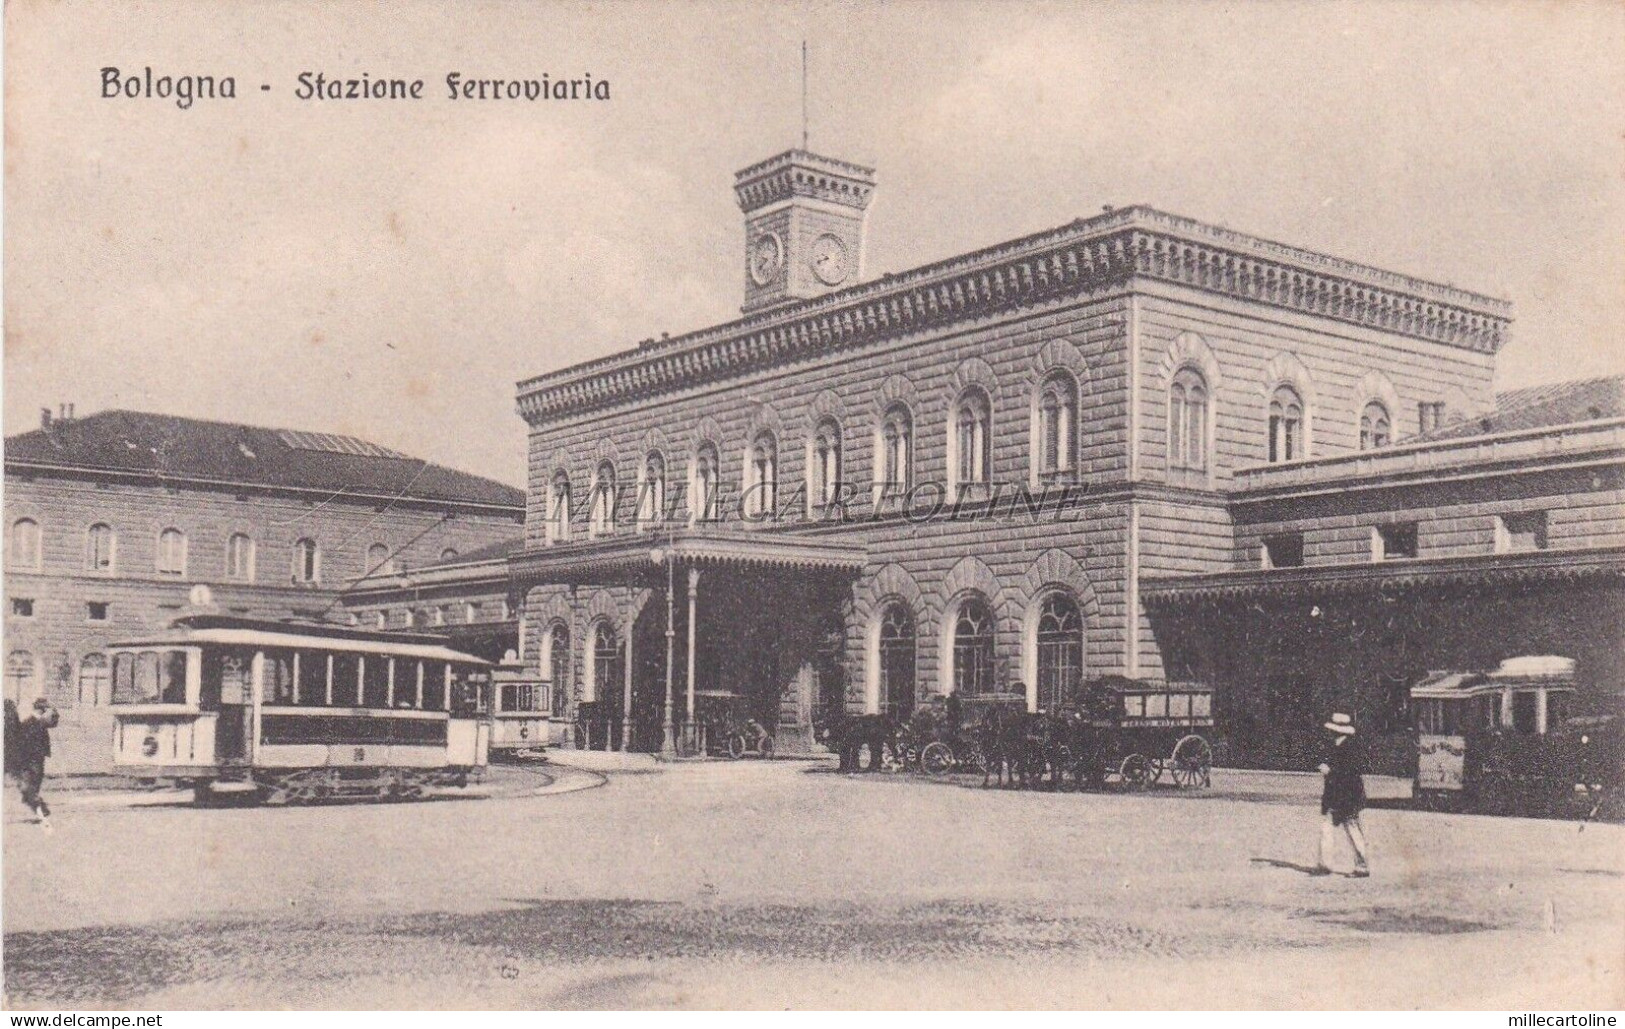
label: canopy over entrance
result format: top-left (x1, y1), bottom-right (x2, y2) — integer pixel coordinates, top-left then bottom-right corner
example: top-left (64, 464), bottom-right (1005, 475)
top-left (510, 528), bottom-right (867, 756)
top-left (510, 527), bottom-right (867, 587)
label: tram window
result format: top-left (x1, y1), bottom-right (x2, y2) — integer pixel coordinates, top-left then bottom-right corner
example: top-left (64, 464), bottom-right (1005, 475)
top-left (422, 662), bottom-right (448, 711)
top-left (1145, 694), bottom-right (1167, 718)
top-left (1511, 691), bottom-right (1539, 734)
top-left (295, 650), bottom-right (328, 706)
top-left (264, 651), bottom-right (295, 705)
top-left (159, 651), bottom-right (188, 704)
top-left (331, 653), bottom-right (360, 707)
top-left (1548, 691), bottom-right (1571, 727)
top-left (449, 666), bottom-right (489, 716)
top-left (1168, 694), bottom-right (1191, 719)
top-left (1415, 699), bottom-right (1441, 734)
top-left (112, 653), bottom-right (136, 703)
top-left (131, 651), bottom-right (161, 702)
top-left (361, 656), bottom-right (389, 708)
top-left (1192, 693), bottom-right (1212, 719)
top-left (393, 659), bottom-right (423, 709)
top-left (1123, 694), bottom-right (1144, 718)
top-left (500, 683), bottom-right (538, 713)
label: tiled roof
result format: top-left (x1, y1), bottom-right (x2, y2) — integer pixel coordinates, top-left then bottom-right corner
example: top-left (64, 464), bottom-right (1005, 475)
top-left (1416, 375), bottom-right (1624, 443)
top-left (428, 535), bottom-right (524, 567)
top-left (5, 409), bottom-right (524, 510)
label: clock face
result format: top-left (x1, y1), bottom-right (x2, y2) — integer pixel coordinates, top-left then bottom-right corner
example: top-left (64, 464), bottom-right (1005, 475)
top-left (810, 234), bottom-right (850, 285)
top-left (750, 233), bottom-right (784, 286)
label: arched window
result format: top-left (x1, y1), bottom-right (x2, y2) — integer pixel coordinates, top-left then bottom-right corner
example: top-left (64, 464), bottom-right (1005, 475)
top-left (952, 597), bottom-right (996, 696)
top-left (544, 623), bottom-right (571, 715)
top-left (228, 533), bottom-right (255, 581)
top-left (10, 519), bottom-right (41, 571)
top-left (548, 471), bottom-right (573, 543)
top-left (811, 418), bottom-right (842, 508)
top-left (439, 548), bottom-right (460, 562)
top-left (1268, 385), bottom-right (1304, 463)
top-left (591, 621), bottom-right (620, 702)
top-left (86, 523), bottom-right (116, 573)
top-left (365, 542), bottom-right (390, 575)
top-left (746, 431), bottom-right (778, 518)
top-left (293, 538), bottom-right (320, 584)
top-left (156, 528), bottom-right (187, 576)
top-left (1169, 368), bottom-right (1209, 472)
top-left (878, 603), bottom-right (916, 720)
top-left (1036, 593), bottom-right (1083, 713)
top-left (953, 390), bottom-right (991, 495)
top-left (693, 443), bottom-right (720, 522)
top-left (5, 651), bottom-right (37, 704)
top-left (1036, 373), bottom-right (1077, 480)
top-left (590, 461), bottom-right (617, 535)
top-left (78, 653), bottom-right (111, 707)
top-left (374, 610), bottom-right (388, 629)
top-left (878, 404), bottom-right (913, 497)
top-left (640, 451), bottom-right (667, 526)
top-left (1359, 401), bottom-right (1392, 451)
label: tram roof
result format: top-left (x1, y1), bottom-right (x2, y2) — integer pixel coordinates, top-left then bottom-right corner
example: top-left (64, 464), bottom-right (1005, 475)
top-left (1411, 656), bottom-right (1577, 699)
top-left (110, 615), bottom-right (490, 664)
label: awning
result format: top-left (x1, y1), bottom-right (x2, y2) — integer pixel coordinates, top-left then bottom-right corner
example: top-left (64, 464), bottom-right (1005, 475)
top-left (1141, 546), bottom-right (1625, 608)
top-left (509, 526), bottom-right (868, 586)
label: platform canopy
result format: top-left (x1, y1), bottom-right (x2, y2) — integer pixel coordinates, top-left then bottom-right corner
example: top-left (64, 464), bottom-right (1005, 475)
top-left (1141, 546), bottom-right (1625, 609)
top-left (508, 526), bottom-right (867, 587)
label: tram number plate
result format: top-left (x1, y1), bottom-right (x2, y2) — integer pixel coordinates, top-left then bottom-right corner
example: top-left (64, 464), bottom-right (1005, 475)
top-left (353, 747), bottom-right (366, 762)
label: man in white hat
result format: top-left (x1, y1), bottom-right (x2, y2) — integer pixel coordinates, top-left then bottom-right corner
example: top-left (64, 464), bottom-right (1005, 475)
top-left (1315, 712), bottom-right (1369, 877)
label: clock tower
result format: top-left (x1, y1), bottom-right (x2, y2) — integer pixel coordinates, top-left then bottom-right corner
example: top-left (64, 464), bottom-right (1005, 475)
top-left (734, 149), bottom-right (876, 314)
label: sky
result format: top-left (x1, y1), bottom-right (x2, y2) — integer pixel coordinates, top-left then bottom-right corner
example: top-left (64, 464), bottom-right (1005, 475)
top-left (5, 0), bottom-right (1623, 488)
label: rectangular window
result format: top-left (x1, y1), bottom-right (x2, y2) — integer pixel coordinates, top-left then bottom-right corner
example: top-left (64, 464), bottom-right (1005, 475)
top-left (294, 649), bottom-right (328, 706)
top-left (10, 598), bottom-right (34, 618)
top-left (1418, 401), bottom-right (1445, 433)
top-left (264, 650), bottom-right (295, 705)
top-left (1373, 523), bottom-right (1419, 561)
top-left (330, 653), bottom-right (360, 707)
top-left (1495, 511), bottom-right (1548, 553)
top-left (361, 656), bottom-right (390, 708)
top-left (87, 601), bottom-right (110, 622)
top-left (1261, 534), bottom-right (1305, 569)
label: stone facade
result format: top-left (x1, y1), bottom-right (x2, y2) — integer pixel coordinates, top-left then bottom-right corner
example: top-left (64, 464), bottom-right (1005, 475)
top-left (509, 149), bottom-right (1569, 761)
top-left (3, 412), bottom-right (524, 771)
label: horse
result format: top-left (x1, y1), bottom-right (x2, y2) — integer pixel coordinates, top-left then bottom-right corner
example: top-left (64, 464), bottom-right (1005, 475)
top-left (814, 712), bottom-right (902, 772)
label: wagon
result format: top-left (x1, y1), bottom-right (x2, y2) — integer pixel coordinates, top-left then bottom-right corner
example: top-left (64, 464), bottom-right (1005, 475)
top-left (1075, 678), bottom-right (1215, 790)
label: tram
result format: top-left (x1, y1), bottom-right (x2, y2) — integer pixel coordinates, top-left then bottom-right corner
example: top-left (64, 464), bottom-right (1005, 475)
top-left (487, 656), bottom-right (551, 757)
top-left (1412, 655), bottom-right (1623, 817)
top-left (108, 615), bottom-right (492, 803)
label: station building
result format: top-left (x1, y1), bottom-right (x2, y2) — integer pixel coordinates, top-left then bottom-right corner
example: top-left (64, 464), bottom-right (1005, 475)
top-left (2, 409), bottom-right (524, 770)
top-left (511, 148), bottom-right (1625, 770)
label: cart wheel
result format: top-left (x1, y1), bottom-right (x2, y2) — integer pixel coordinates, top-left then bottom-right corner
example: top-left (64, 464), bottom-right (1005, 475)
top-left (1120, 753), bottom-right (1151, 789)
top-left (727, 733), bottom-right (748, 760)
top-left (1170, 735), bottom-right (1214, 788)
top-left (920, 741), bottom-right (954, 776)
top-left (757, 735), bottom-right (775, 759)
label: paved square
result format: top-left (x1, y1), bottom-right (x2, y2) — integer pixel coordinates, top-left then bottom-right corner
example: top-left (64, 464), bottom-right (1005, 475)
top-left (4, 759), bottom-right (1621, 1009)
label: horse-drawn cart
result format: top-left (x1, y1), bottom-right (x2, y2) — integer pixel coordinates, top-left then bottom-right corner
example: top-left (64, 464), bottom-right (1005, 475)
top-left (1075, 678), bottom-right (1215, 789)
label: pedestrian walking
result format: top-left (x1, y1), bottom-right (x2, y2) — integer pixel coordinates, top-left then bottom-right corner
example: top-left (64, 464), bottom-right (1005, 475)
top-left (14, 696), bottom-right (60, 831)
top-left (1314, 712), bottom-right (1369, 877)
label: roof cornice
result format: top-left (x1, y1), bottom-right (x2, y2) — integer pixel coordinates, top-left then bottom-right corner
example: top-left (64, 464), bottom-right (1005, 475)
top-left (516, 206), bottom-right (1513, 423)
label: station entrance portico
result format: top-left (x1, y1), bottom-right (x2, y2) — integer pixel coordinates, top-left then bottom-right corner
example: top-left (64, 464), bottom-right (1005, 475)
top-left (511, 529), bottom-right (865, 755)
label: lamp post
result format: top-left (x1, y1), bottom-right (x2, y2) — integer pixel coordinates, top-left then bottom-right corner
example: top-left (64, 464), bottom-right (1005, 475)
top-left (651, 541), bottom-right (677, 756)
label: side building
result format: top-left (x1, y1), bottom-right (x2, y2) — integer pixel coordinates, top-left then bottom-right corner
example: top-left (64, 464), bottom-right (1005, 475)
top-left (3, 409), bottom-right (525, 771)
top-left (505, 147), bottom-right (1621, 770)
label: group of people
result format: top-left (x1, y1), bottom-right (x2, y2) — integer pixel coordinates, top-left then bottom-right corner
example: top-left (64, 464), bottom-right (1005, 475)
top-left (4, 696), bottom-right (59, 831)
